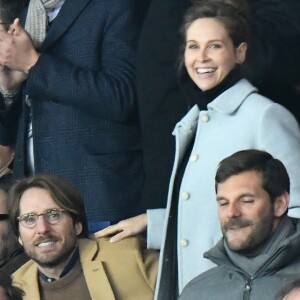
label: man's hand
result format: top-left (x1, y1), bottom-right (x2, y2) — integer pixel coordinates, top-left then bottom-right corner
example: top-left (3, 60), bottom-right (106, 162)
top-left (94, 213), bottom-right (147, 242)
top-left (0, 18), bottom-right (40, 74)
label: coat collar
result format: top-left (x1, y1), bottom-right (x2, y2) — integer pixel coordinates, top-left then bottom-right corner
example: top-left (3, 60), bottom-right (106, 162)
top-left (204, 218), bottom-right (300, 277)
top-left (78, 238), bottom-right (116, 299)
top-left (207, 79), bottom-right (257, 114)
top-left (12, 261), bottom-right (41, 300)
top-left (39, 0), bottom-right (91, 50)
top-left (174, 79), bottom-right (257, 134)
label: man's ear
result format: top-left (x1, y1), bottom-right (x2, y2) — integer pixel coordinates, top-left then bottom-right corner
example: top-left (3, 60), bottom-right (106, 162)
top-left (75, 222), bottom-right (83, 236)
top-left (274, 192), bottom-right (290, 217)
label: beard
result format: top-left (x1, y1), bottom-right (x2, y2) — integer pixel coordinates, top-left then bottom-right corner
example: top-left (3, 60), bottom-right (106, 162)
top-left (23, 232), bottom-right (78, 269)
top-left (222, 206), bottom-right (275, 254)
top-left (33, 238), bottom-right (76, 268)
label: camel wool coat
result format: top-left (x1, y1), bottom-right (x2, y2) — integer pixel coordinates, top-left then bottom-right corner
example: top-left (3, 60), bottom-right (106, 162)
top-left (13, 237), bottom-right (158, 300)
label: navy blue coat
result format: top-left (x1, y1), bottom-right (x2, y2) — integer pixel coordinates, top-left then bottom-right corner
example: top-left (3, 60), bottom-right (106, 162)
top-left (0, 0), bottom-right (144, 226)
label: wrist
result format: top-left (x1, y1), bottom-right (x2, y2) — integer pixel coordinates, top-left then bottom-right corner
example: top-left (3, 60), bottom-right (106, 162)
top-left (25, 52), bottom-right (40, 74)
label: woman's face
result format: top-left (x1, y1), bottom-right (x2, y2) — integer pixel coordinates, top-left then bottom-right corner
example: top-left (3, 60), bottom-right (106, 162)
top-left (184, 18), bottom-right (247, 91)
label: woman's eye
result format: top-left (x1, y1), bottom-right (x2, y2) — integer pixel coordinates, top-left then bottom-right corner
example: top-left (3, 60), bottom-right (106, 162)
top-left (209, 44), bottom-right (221, 49)
top-left (187, 44), bottom-right (198, 49)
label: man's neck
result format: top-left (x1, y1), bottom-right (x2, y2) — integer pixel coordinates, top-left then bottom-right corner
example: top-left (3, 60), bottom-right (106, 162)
top-left (38, 247), bottom-right (78, 280)
top-left (223, 216), bottom-right (295, 276)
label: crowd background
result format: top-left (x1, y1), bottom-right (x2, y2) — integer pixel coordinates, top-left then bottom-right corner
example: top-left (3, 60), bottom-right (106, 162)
top-left (0, 0), bottom-right (299, 299)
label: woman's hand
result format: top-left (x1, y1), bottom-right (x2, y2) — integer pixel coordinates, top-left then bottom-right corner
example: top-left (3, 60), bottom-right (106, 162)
top-left (94, 213), bottom-right (147, 242)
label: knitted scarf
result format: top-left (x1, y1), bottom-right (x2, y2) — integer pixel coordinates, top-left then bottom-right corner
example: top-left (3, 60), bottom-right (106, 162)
top-left (25, 0), bottom-right (64, 47)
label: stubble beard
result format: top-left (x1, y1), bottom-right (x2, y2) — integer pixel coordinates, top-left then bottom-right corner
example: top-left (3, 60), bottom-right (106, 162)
top-left (223, 207), bottom-right (275, 254)
top-left (24, 234), bottom-right (77, 269)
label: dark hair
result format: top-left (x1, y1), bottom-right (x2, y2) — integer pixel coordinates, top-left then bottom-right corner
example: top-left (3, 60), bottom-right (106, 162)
top-left (0, 0), bottom-right (24, 30)
top-left (0, 269), bottom-right (24, 300)
top-left (177, 0), bottom-right (250, 91)
top-left (7, 174), bottom-right (88, 238)
top-left (215, 150), bottom-right (290, 202)
top-left (182, 0), bottom-right (250, 47)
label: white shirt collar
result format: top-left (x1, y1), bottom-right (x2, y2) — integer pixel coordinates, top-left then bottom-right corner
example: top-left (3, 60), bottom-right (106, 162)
top-left (47, 2), bottom-right (64, 22)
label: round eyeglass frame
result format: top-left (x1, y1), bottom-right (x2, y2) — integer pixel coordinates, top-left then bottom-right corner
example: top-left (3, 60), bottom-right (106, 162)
top-left (17, 208), bottom-right (66, 228)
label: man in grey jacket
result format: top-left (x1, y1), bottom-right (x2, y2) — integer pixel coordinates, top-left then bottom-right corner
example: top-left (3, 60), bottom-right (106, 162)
top-left (180, 149), bottom-right (300, 300)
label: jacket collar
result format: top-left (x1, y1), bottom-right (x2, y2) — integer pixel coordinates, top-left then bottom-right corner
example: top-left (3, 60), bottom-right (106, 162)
top-left (207, 79), bottom-right (257, 114)
top-left (204, 218), bottom-right (300, 277)
top-left (40, 0), bottom-right (91, 50)
top-left (174, 79), bottom-right (257, 133)
top-left (12, 261), bottom-right (41, 299)
top-left (78, 238), bottom-right (116, 299)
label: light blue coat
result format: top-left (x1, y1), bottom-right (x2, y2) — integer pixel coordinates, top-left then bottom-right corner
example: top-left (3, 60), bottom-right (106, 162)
top-left (147, 79), bottom-right (300, 297)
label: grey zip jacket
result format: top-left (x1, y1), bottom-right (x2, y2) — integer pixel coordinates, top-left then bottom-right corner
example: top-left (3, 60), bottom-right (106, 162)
top-left (179, 218), bottom-right (300, 300)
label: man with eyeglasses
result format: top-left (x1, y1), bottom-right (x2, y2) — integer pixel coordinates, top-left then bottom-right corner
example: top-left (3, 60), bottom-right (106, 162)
top-left (8, 174), bottom-right (158, 300)
top-left (0, 188), bottom-right (28, 274)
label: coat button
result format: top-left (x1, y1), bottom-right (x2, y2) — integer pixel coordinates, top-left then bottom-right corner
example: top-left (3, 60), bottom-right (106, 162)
top-left (200, 114), bottom-right (209, 123)
top-left (180, 239), bottom-right (189, 247)
top-left (190, 154), bottom-right (198, 162)
top-left (181, 192), bottom-right (190, 201)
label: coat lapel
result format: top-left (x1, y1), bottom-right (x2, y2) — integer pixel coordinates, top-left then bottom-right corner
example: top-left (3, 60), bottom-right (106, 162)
top-left (13, 263), bottom-right (42, 300)
top-left (79, 239), bottom-right (116, 300)
top-left (173, 105), bottom-right (199, 164)
top-left (40, 0), bottom-right (91, 50)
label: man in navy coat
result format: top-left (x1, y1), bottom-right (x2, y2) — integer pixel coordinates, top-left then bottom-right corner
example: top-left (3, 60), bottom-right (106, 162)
top-left (0, 0), bottom-right (144, 233)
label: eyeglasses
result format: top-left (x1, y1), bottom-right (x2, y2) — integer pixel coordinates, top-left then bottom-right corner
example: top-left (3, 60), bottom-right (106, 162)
top-left (17, 208), bottom-right (66, 228)
top-left (0, 214), bottom-right (9, 221)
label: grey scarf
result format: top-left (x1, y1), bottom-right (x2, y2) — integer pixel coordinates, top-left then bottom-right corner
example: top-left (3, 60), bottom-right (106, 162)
top-left (25, 0), bottom-right (64, 47)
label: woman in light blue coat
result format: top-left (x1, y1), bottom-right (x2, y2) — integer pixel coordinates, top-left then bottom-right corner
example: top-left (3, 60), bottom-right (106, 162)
top-left (97, 0), bottom-right (300, 298)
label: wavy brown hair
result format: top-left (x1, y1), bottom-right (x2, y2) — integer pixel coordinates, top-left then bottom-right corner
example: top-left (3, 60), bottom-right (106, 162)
top-left (7, 174), bottom-right (88, 238)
